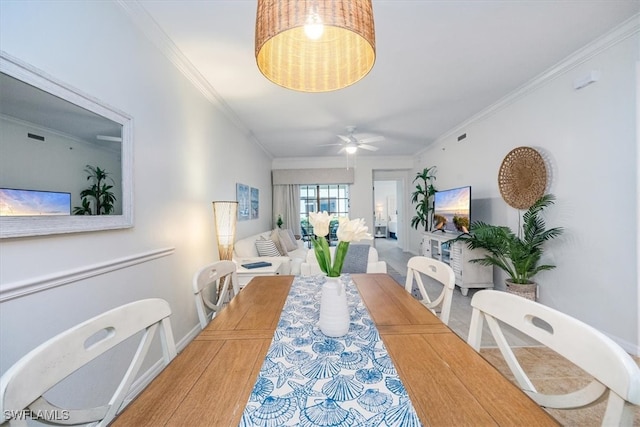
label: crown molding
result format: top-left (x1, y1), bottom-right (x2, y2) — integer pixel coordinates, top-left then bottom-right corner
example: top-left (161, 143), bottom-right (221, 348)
top-left (425, 13), bottom-right (640, 153)
top-left (115, 0), bottom-right (272, 158)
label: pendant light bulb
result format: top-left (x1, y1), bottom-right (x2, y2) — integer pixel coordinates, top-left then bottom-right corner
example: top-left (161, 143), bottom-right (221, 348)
top-left (304, 12), bottom-right (324, 40)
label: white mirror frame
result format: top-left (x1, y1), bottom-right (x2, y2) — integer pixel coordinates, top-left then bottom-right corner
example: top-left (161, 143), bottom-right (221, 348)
top-left (0, 51), bottom-right (133, 238)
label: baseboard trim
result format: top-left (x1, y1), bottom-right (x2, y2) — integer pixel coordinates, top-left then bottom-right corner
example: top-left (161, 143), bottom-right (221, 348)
top-left (0, 247), bottom-right (175, 302)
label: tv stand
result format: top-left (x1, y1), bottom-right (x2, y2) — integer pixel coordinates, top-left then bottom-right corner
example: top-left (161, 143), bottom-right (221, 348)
top-left (420, 231), bottom-right (494, 296)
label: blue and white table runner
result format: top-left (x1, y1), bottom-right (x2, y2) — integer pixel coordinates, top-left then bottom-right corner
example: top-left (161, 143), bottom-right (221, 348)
top-left (240, 275), bottom-right (423, 427)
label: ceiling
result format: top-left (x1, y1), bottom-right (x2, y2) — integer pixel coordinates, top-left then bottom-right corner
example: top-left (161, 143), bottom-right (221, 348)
top-left (0, 72), bottom-right (122, 149)
top-left (137, 0), bottom-right (638, 159)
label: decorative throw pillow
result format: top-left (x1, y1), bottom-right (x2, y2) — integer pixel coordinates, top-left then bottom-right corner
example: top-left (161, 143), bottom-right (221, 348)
top-left (255, 238), bottom-right (281, 257)
top-left (341, 244), bottom-right (370, 273)
top-left (278, 228), bottom-right (298, 252)
top-left (270, 229), bottom-right (288, 256)
top-left (285, 228), bottom-right (297, 244)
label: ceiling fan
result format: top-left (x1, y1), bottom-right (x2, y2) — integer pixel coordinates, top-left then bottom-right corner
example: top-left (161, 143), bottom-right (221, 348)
top-left (96, 135), bottom-right (122, 142)
top-left (334, 126), bottom-right (384, 154)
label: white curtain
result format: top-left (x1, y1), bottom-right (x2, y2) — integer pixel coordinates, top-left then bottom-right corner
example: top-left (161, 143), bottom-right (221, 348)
top-left (273, 184), bottom-right (300, 234)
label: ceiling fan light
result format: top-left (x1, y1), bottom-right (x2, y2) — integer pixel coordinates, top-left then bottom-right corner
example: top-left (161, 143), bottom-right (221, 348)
top-left (255, 0), bottom-right (376, 93)
top-left (345, 144), bottom-right (358, 154)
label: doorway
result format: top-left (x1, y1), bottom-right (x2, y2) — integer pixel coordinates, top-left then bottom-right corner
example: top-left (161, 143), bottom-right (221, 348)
top-left (372, 170), bottom-right (408, 252)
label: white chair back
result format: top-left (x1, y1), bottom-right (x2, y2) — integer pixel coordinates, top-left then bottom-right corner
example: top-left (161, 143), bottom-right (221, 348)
top-left (404, 256), bottom-right (456, 325)
top-left (468, 290), bottom-right (640, 426)
top-left (0, 298), bottom-right (177, 427)
top-left (192, 260), bottom-right (239, 329)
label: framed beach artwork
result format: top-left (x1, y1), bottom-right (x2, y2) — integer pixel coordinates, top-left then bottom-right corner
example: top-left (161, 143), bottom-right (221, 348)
top-left (236, 183), bottom-right (250, 221)
top-left (250, 187), bottom-right (259, 219)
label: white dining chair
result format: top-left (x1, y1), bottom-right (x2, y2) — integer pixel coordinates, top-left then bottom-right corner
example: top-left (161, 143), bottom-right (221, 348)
top-left (0, 298), bottom-right (177, 427)
top-left (468, 290), bottom-right (640, 426)
top-left (192, 260), bottom-right (239, 329)
top-left (404, 256), bottom-right (456, 325)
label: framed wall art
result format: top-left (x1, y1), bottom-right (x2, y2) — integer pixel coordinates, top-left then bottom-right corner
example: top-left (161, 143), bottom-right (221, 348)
top-left (250, 187), bottom-right (259, 219)
top-left (236, 183), bottom-right (250, 221)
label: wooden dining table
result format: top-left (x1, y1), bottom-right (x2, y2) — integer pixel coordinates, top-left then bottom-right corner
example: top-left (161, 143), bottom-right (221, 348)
top-left (111, 274), bottom-right (559, 426)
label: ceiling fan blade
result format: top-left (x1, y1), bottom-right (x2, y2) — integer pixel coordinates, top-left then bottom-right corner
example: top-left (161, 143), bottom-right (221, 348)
top-left (97, 135), bottom-right (122, 142)
top-left (337, 134), bottom-right (351, 143)
top-left (358, 144), bottom-right (378, 151)
top-left (337, 147), bottom-right (346, 154)
top-left (357, 135), bottom-right (385, 144)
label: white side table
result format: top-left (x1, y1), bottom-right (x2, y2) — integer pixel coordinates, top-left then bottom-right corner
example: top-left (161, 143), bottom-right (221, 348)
top-left (374, 220), bottom-right (387, 238)
top-left (235, 260), bottom-right (283, 289)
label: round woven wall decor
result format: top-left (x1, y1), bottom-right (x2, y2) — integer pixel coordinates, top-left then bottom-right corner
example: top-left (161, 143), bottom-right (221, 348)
top-left (498, 146), bottom-right (547, 209)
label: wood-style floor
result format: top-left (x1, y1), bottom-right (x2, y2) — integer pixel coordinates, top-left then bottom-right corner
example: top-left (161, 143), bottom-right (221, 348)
top-left (374, 237), bottom-right (640, 426)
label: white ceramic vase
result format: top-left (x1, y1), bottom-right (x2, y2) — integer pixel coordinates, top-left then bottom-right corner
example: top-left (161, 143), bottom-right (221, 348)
top-left (318, 276), bottom-right (350, 337)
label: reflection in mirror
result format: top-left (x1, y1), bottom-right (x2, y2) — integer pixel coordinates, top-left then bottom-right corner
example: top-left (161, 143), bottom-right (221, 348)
top-left (0, 51), bottom-right (133, 238)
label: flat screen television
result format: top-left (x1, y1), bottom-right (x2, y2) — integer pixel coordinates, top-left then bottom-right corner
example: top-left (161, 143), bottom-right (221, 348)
top-left (432, 186), bottom-right (471, 233)
top-left (0, 188), bottom-right (71, 216)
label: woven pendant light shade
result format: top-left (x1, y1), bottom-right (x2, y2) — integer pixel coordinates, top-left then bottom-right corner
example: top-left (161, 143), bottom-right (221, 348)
top-left (255, 0), bottom-right (376, 92)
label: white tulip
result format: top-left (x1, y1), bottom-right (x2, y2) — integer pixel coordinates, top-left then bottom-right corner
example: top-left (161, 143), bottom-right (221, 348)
top-left (336, 217), bottom-right (372, 243)
top-left (309, 211), bottom-right (332, 237)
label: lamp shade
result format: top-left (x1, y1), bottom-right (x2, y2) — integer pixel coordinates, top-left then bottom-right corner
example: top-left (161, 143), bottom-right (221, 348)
top-left (255, 0), bottom-right (376, 92)
top-left (212, 201), bottom-right (238, 261)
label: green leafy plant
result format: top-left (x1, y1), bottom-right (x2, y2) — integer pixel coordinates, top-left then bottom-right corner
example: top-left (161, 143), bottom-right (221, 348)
top-left (73, 165), bottom-right (116, 215)
top-left (448, 194), bottom-right (563, 284)
top-left (410, 166), bottom-right (437, 231)
top-left (309, 212), bottom-right (372, 277)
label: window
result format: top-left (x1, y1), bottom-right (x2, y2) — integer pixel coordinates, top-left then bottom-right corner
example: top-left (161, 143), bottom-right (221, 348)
top-left (300, 184), bottom-right (349, 242)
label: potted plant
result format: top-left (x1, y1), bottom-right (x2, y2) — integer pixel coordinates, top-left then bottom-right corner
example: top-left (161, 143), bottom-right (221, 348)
top-left (448, 194), bottom-right (563, 300)
top-left (73, 165), bottom-right (117, 215)
top-left (410, 166), bottom-right (437, 231)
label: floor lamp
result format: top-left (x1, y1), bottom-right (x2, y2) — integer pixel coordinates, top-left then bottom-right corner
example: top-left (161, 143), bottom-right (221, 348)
top-left (212, 201), bottom-right (238, 261)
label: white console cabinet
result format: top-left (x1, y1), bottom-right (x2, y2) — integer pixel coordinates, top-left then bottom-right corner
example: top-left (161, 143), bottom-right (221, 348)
top-left (420, 232), bottom-right (493, 296)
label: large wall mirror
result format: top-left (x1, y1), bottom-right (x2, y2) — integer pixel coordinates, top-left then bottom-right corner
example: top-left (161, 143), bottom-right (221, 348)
top-left (0, 51), bottom-right (133, 238)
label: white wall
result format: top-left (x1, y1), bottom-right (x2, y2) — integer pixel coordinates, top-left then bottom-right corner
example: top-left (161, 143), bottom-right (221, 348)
top-left (410, 23), bottom-right (639, 353)
top-left (0, 0), bottom-right (272, 410)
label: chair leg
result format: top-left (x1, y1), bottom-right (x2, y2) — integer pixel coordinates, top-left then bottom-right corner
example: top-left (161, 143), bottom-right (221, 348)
top-left (602, 392), bottom-right (635, 426)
